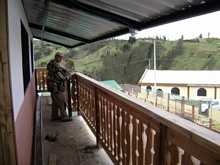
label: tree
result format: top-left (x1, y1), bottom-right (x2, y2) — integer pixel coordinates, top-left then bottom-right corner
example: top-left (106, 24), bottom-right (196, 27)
top-left (66, 49), bottom-right (76, 58)
top-left (163, 35), bottom-right (166, 41)
top-left (181, 35), bottom-right (184, 41)
top-left (128, 36), bottom-right (136, 44)
top-left (92, 67), bottom-right (97, 80)
top-left (40, 60), bottom-right (47, 67)
top-left (122, 42), bottom-right (130, 51)
top-left (65, 59), bottom-right (76, 72)
top-left (44, 48), bottom-right (52, 55)
top-left (34, 51), bottom-right (41, 60)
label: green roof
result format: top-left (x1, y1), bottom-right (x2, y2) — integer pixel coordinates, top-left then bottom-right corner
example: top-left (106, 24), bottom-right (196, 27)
top-left (100, 80), bottom-right (123, 91)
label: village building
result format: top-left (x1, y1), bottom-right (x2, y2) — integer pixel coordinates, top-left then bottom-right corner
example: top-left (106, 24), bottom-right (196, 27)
top-left (138, 69), bottom-right (220, 101)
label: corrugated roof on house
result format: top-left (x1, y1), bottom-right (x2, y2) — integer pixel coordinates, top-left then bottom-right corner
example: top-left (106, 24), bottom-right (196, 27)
top-left (101, 80), bottom-right (123, 91)
top-left (22, 0), bottom-right (220, 48)
top-left (139, 69), bottom-right (220, 85)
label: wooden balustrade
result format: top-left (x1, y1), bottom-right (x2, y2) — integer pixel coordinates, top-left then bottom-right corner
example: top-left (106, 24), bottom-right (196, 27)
top-left (34, 68), bottom-right (220, 164)
top-left (72, 73), bottom-right (220, 165)
top-left (35, 67), bottom-right (48, 93)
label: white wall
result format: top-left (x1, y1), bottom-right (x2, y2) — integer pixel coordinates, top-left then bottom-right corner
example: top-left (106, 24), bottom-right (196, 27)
top-left (156, 86), bottom-right (187, 96)
top-left (189, 86), bottom-right (216, 100)
top-left (8, 0), bottom-right (33, 120)
top-left (217, 88), bottom-right (220, 100)
top-left (141, 85), bottom-right (220, 101)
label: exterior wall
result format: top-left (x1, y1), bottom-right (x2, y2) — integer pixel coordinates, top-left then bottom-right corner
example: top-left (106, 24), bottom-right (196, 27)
top-left (14, 75), bottom-right (36, 165)
top-left (156, 86), bottom-right (188, 97)
top-left (141, 85), bottom-right (220, 101)
top-left (179, 87), bottom-right (187, 97)
top-left (217, 88), bottom-right (220, 100)
top-left (8, 0), bottom-right (33, 120)
top-left (188, 87), bottom-right (198, 99)
top-left (204, 87), bottom-right (215, 99)
top-left (141, 85), bottom-right (188, 97)
top-left (189, 86), bottom-right (216, 100)
top-left (7, 0), bottom-right (35, 165)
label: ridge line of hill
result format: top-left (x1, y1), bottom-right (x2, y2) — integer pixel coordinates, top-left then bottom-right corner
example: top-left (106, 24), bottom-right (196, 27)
top-left (34, 37), bottom-right (220, 84)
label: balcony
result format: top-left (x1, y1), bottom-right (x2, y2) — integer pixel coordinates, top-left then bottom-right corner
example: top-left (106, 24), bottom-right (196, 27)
top-left (35, 68), bottom-right (220, 165)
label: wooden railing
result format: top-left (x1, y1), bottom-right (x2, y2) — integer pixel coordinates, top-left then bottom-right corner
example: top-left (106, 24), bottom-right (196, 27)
top-left (35, 67), bottom-right (48, 93)
top-left (35, 68), bottom-right (220, 164)
top-left (71, 73), bottom-right (220, 165)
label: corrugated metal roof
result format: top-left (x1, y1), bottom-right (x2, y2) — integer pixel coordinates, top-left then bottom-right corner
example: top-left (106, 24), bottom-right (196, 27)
top-left (139, 69), bottom-right (220, 85)
top-left (22, 0), bottom-right (220, 48)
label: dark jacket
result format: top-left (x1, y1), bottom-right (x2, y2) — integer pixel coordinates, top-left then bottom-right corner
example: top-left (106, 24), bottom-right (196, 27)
top-left (47, 60), bottom-right (68, 93)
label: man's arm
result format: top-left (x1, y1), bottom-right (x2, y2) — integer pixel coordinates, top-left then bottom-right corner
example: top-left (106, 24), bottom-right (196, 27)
top-left (55, 69), bottom-right (70, 81)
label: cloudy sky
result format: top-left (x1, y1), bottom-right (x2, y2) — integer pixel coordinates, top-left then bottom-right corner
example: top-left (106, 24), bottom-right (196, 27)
top-left (116, 11), bottom-right (220, 40)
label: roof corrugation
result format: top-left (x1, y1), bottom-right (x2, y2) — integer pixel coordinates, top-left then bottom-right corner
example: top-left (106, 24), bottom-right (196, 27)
top-left (22, 0), bottom-right (220, 48)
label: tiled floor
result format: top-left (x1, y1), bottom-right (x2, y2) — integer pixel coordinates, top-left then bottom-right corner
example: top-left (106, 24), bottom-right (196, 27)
top-left (40, 95), bottom-right (113, 165)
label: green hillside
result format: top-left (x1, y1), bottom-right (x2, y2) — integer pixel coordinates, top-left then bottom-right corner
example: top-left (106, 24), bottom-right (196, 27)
top-left (34, 37), bottom-right (220, 84)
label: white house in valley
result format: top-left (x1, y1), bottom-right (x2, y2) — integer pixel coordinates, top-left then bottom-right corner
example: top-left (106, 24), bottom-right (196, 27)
top-left (138, 69), bottom-right (220, 100)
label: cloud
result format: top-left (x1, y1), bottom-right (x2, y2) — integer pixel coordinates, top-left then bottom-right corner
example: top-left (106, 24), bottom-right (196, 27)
top-left (116, 11), bottom-right (220, 40)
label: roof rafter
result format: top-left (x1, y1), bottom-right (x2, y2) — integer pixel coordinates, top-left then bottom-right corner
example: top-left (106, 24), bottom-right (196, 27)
top-left (29, 23), bottom-right (90, 43)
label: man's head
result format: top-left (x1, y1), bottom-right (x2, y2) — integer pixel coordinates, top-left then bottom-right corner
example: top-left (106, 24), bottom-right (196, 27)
top-left (54, 52), bottom-right (63, 63)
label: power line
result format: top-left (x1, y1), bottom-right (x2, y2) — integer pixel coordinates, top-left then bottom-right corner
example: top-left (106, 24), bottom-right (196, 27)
top-left (116, 69), bottom-right (145, 82)
top-left (79, 57), bottom-right (212, 67)
top-left (82, 59), bottom-right (104, 65)
top-left (98, 59), bottom-right (148, 71)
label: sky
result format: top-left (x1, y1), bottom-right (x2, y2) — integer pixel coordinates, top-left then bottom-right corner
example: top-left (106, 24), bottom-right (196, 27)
top-left (116, 11), bottom-right (220, 41)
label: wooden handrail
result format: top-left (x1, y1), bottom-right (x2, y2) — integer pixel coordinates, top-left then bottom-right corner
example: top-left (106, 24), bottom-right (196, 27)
top-left (71, 72), bottom-right (220, 165)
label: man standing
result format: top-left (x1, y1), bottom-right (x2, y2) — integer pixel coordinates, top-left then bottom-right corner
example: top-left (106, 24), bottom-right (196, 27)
top-left (47, 52), bottom-right (72, 122)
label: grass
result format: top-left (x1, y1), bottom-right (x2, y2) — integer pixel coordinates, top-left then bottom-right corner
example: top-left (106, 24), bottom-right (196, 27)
top-left (198, 43), bottom-right (217, 52)
top-left (75, 47), bottom-right (105, 72)
top-left (34, 38), bottom-right (220, 83)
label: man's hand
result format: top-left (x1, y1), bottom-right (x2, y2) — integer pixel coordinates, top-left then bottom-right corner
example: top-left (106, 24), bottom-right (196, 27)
top-left (66, 74), bottom-right (72, 80)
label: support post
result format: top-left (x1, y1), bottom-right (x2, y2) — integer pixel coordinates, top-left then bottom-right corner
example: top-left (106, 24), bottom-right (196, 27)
top-left (67, 79), bottom-right (72, 117)
top-left (0, 0), bottom-right (17, 164)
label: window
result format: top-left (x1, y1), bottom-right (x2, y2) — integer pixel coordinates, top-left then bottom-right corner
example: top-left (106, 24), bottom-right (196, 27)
top-left (171, 87), bottom-right (180, 95)
top-left (197, 88), bottom-right (206, 96)
top-left (31, 39), bottom-right (34, 73)
top-left (157, 89), bottom-right (163, 97)
top-left (146, 86), bottom-right (152, 91)
top-left (21, 21), bottom-right (30, 93)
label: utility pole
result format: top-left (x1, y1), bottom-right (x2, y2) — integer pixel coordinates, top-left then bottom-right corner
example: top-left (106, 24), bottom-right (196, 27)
top-left (146, 40), bottom-right (157, 105)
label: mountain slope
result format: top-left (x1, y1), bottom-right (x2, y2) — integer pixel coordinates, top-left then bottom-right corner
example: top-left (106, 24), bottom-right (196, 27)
top-left (34, 37), bottom-right (220, 84)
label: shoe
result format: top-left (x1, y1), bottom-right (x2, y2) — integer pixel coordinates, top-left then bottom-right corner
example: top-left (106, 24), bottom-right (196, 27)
top-left (61, 117), bottom-right (73, 122)
top-left (51, 117), bottom-right (61, 121)
top-left (45, 135), bottom-right (58, 142)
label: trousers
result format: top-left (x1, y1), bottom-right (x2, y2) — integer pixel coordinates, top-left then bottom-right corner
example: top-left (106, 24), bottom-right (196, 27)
top-left (51, 92), bottom-right (68, 119)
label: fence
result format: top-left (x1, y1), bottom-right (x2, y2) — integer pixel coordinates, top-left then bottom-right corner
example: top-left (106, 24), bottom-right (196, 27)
top-left (34, 69), bottom-right (220, 164)
top-left (128, 90), bottom-right (220, 133)
top-left (71, 73), bottom-right (220, 165)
